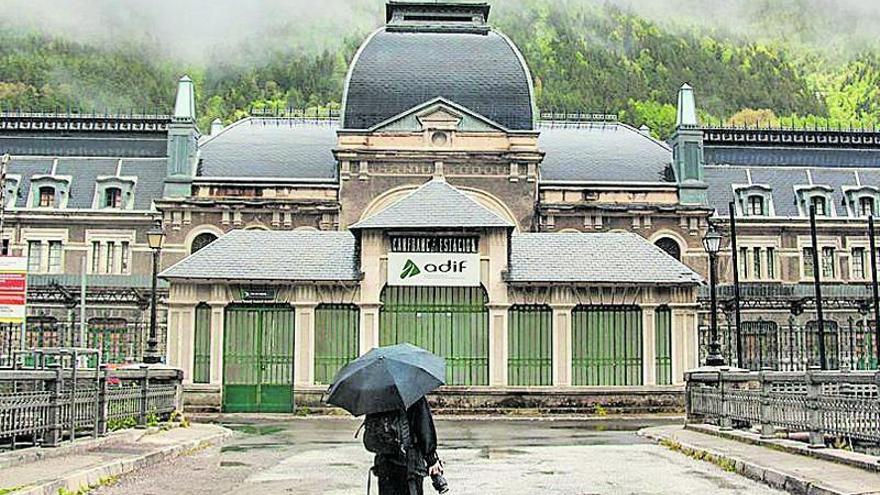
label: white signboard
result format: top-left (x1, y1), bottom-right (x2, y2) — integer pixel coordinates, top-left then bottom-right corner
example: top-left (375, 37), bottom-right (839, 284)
top-left (387, 253), bottom-right (480, 287)
top-left (0, 256), bottom-right (27, 324)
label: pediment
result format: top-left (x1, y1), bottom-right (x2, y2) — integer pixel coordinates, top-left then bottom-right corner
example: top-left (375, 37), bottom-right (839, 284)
top-left (369, 97), bottom-right (508, 133)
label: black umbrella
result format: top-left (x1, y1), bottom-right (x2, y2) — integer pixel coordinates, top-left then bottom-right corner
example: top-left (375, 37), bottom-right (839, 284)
top-left (326, 343), bottom-right (445, 416)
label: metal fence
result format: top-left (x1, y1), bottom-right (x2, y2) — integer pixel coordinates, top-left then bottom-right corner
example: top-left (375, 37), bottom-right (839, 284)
top-left (0, 360), bottom-right (182, 450)
top-left (686, 369), bottom-right (880, 446)
top-left (0, 320), bottom-right (167, 368)
top-left (699, 316), bottom-right (878, 371)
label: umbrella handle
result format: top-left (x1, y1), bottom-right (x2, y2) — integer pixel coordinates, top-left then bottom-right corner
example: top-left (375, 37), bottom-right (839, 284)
top-left (366, 467), bottom-right (372, 495)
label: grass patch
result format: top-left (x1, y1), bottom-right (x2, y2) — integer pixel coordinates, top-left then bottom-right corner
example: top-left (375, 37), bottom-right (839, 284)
top-left (659, 437), bottom-right (736, 472)
top-left (57, 475), bottom-right (119, 495)
top-left (0, 486), bottom-right (26, 495)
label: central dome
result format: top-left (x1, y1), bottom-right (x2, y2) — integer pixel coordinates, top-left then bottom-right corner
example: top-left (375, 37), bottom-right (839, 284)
top-left (341, 2), bottom-right (535, 131)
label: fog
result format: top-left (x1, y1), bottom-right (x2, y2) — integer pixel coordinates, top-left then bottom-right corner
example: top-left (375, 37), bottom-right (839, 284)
top-left (2, 0), bottom-right (880, 62)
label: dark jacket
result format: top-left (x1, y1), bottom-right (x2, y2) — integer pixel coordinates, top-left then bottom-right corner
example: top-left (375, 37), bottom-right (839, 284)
top-left (374, 398), bottom-right (439, 479)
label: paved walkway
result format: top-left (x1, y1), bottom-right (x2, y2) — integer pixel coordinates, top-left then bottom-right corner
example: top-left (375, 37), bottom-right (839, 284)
top-left (0, 424), bottom-right (231, 495)
top-left (88, 417), bottom-right (781, 495)
top-left (641, 425), bottom-right (880, 495)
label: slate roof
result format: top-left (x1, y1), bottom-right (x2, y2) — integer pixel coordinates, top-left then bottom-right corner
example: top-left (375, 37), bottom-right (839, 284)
top-left (350, 178), bottom-right (513, 229)
top-left (160, 230), bottom-right (359, 282)
top-left (507, 232), bottom-right (702, 285)
top-left (705, 146), bottom-right (880, 168)
top-left (198, 118), bottom-right (338, 180)
top-left (538, 124), bottom-right (673, 183)
top-left (343, 29), bottom-right (534, 131)
top-left (704, 142), bottom-right (880, 217)
top-left (7, 157), bottom-right (165, 210)
top-left (0, 134), bottom-right (168, 158)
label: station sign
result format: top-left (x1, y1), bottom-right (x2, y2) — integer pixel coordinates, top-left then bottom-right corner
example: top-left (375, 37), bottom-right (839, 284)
top-left (0, 257), bottom-right (27, 323)
top-left (387, 253), bottom-right (480, 287)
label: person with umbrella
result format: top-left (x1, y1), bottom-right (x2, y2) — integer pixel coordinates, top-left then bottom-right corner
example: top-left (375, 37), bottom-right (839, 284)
top-left (327, 343), bottom-right (448, 495)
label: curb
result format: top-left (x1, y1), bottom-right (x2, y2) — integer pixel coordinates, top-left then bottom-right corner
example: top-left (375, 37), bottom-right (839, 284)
top-left (0, 429), bottom-right (142, 471)
top-left (12, 426), bottom-right (233, 495)
top-left (684, 424), bottom-right (880, 474)
top-left (638, 427), bottom-right (845, 495)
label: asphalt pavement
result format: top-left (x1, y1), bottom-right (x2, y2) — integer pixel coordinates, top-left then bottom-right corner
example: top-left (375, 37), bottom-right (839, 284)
top-left (90, 416), bottom-right (785, 495)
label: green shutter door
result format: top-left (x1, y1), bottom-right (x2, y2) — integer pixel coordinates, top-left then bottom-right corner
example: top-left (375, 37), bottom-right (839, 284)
top-left (314, 304), bottom-right (360, 385)
top-left (508, 305), bottom-right (552, 386)
top-left (380, 286), bottom-right (488, 386)
top-left (223, 305), bottom-right (295, 413)
top-left (572, 305), bottom-right (643, 386)
top-left (655, 306), bottom-right (672, 385)
top-left (193, 304), bottom-right (211, 384)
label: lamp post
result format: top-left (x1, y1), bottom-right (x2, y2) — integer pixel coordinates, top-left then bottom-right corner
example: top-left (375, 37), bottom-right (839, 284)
top-left (143, 220), bottom-right (166, 364)
top-left (703, 224), bottom-right (725, 366)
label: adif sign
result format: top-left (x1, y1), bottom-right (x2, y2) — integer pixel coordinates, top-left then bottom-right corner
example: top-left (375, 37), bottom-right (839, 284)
top-left (387, 253), bottom-right (480, 287)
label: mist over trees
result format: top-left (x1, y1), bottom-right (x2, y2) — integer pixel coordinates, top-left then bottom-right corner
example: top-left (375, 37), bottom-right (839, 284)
top-left (1, 0), bottom-right (879, 138)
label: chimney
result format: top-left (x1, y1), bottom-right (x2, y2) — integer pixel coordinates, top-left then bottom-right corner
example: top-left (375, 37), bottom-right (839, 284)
top-left (210, 118), bottom-right (224, 136)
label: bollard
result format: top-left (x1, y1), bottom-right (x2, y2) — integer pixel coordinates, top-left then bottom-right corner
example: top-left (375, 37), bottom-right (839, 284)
top-left (806, 366), bottom-right (824, 448)
top-left (44, 364), bottom-right (63, 447)
top-left (759, 367), bottom-right (775, 439)
top-left (684, 373), bottom-right (693, 425)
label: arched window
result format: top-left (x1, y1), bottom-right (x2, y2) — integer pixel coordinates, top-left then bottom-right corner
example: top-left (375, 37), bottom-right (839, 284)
top-left (654, 237), bottom-right (681, 261)
top-left (104, 187), bottom-right (122, 208)
top-left (191, 232), bottom-right (218, 254)
top-left (859, 196), bottom-right (875, 217)
top-left (38, 186), bottom-right (55, 207)
top-left (810, 196), bottom-right (827, 216)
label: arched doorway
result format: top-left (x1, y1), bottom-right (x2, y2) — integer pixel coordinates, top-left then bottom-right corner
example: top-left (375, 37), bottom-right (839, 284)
top-left (380, 285), bottom-right (489, 386)
top-left (654, 237), bottom-right (682, 261)
top-left (191, 232), bottom-right (218, 254)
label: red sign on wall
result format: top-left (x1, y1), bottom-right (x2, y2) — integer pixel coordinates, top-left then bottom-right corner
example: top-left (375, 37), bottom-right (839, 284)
top-left (0, 257), bottom-right (27, 323)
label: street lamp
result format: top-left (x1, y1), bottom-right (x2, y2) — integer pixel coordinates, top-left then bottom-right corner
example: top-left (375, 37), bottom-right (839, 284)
top-left (702, 224), bottom-right (726, 367)
top-left (143, 220), bottom-right (166, 364)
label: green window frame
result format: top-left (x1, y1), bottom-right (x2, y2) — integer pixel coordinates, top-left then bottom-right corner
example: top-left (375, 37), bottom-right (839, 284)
top-left (572, 305), bottom-right (643, 386)
top-left (508, 305), bottom-right (552, 386)
top-left (314, 304), bottom-right (360, 385)
top-left (655, 306), bottom-right (672, 385)
top-left (193, 303), bottom-right (212, 384)
top-left (380, 286), bottom-right (488, 386)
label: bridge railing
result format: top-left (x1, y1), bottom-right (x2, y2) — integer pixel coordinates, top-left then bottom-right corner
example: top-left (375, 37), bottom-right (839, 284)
top-left (0, 359), bottom-right (183, 450)
top-left (686, 368), bottom-right (880, 446)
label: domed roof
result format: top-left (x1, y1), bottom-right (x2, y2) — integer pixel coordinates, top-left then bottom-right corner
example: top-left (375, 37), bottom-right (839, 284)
top-left (342, 3), bottom-right (535, 131)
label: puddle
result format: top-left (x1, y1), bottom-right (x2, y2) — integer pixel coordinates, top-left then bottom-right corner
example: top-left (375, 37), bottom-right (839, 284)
top-left (220, 442), bottom-right (286, 452)
top-left (224, 424), bottom-right (286, 436)
top-left (219, 461), bottom-right (251, 467)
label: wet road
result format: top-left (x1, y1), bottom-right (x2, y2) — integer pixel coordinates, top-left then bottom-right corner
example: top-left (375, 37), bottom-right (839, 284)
top-left (92, 416), bottom-right (783, 494)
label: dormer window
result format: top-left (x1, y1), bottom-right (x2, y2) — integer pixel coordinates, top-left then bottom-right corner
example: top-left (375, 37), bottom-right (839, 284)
top-left (747, 195), bottom-right (765, 216)
top-left (811, 196), bottom-right (827, 217)
top-left (38, 187), bottom-right (56, 208)
top-left (104, 187), bottom-right (122, 209)
top-left (734, 185), bottom-right (773, 217)
top-left (860, 196), bottom-right (876, 217)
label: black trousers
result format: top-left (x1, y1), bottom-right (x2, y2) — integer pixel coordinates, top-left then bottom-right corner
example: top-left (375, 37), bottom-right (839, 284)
top-left (377, 469), bottom-right (424, 495)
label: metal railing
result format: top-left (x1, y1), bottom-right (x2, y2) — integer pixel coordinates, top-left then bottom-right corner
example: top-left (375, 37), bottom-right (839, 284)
top-left (0, 361), bottom-right (183, 450)
top-left (686, 369), bottom-right (880, 446)
top-left (699, 316), bottom-right (878, 371)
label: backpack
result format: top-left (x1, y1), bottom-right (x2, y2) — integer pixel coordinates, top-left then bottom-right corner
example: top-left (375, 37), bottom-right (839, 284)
top-left (361, 410), bottom-right (411, 456)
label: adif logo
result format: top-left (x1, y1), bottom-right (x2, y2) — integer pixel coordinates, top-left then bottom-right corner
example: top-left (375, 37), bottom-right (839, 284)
top-left (400, 259), bottom-right (421, 279)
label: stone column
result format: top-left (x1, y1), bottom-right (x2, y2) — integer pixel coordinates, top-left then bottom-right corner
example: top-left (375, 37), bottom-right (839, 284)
top-left (550, 304), bottom-right (574, 387)
top-left (670, 308), bottom-right (686, 386)
top-left (293, 303), bottom-right (317, 387)
top-left (487, 303), bottom-right (510, 387)
top-left (642, 305), bottom-right (658, 386)
top-left (208, 303), bottom-right (225, 386)
top-left (359, 303), bottom-right (381, 355)
top-left (167, 304), bottom-right (195, 384)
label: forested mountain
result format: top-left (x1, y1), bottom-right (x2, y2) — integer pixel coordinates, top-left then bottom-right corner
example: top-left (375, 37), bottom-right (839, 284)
top-left (1, 0), bottom-right (879, 138)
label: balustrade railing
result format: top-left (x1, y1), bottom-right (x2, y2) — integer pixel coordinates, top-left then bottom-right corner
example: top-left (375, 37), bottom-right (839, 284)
top-left (686, 369), bottom-right (880, 447)
top-left (0, 362), bottom-right (183, 450)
